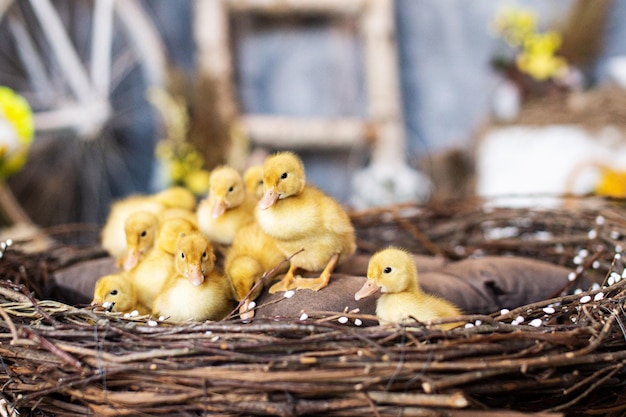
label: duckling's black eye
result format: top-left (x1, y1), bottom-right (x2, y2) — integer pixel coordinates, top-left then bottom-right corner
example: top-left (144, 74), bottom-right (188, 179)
top-left (181, 252), bottom-right (185, 259)
top-left (202, 251), bottom-right (207, 259)
top-left (280, 172), bottom-right (288, 179)
top-left (228, 186), bottom-right (234, 192)
top-left (140, 230), bottom-right (147, 237)
top-left (109, 289), bottom-right (118, 296)
top-left (383, 267), bottom-right (392, 274)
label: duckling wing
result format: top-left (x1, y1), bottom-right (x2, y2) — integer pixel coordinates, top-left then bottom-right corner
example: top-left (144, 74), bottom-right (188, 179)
top-left (322, 201), bottom-right (354, 235)
top-left (300, 187), bottom-right (352, 234)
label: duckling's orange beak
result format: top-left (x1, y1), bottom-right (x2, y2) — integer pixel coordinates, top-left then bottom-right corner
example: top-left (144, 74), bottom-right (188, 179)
top-left (189, 265), bottom-right (205, 286)
top-left (123, 247), bottom-right (140, 271)
top-left (355, 279), bottom-right (380, 301)
top-left (258, 188), bottom-right (279, 210)
top-left (90, 297), bottom-right (102, 306)
top-left (211, 198), bottom-right (227, 218)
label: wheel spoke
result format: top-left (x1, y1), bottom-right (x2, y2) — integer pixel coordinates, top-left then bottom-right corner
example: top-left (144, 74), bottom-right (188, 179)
top-left (114, 0), bottom-right (165, 86)
top-left (91, 0), bottom-right (114, 97)
top-left (0, 0), bottom-right (12, 22)
top-left (28, 0), bottom-right (93, 103)
top-left (110, 47), bottom-right (140, 92)
top-left (7, 11), bottom-right (51, 100)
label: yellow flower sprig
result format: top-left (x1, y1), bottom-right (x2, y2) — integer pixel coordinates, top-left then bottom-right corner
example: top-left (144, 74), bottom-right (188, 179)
top-left (493, 8), bottom-right (537, 48)
top-left (0, 86), bottom-right (34, 178)
top-left (149, 87), bottom-right (210, 196)
top-left (492, 8), bottom-right (568, 81)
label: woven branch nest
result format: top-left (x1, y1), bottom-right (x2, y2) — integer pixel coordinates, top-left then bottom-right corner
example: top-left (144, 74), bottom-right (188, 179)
top-left (498, 85), bottom-right (626, 131)
top-left (2, 196), bottom-right (626, 417)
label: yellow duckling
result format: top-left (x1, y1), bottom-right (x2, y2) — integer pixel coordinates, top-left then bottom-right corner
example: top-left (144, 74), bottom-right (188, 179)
top-left (101, 196), bottom-right (164, 261)
top-left (152, 186), bottom-right (197, 211)
top-left (121, 208), bottom-right (198, 271)
top-left (355, 247), bottom-right (462, 329)
top-left (152, 232), bottom-right (234, 322)
top-left (244, 164), bottom-right (264, 200)
top-left (128, 217), bottom-right (198, 310)
top-left (121, 211), bottom-right (159, 271)
top-left (196, 165), bottom-right (256, 246)
top-left (256, 151), bottom-right (356, 293)
top-left (225, 222), bottom-right (287, 319)
top-left (158, 207), bottom-right (198, 226)
top-left (91, 273), bottom-right (150, 315)
top-left (101, 186), bottom-right (197, 260)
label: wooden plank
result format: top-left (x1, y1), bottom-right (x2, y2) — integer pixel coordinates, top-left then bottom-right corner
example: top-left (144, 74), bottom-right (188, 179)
top-left (241, 115), bottom-right (371, 149)
top-left (194, 0), bottom-right (237, 122)
top-left (194, 0), bottom-right (408, 161)
top-left (224, 0), bottom-right (366, 16)
top-left (361, 0), bottom-right (407, 164)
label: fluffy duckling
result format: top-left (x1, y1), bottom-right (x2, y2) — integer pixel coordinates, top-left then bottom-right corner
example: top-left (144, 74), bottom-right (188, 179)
top-left (128, 217), bottom-right (198, 310)
top-left (121, 211), bottom-right (159, 271)
top-left (101, 196), bottom-right (164, 260)
top-left (152, 232), bottom-right (234, 322)
top-left (121, 208), bottom-right (198, 271)
top-left (355, 247), bottom-right (462, 329)
top-left (256, 151), bottom-right (356, 293)
top-left (159, 207), bottom-right (198, 226)
top-left (101, 186), bottom-right (197, 260)
top-left (244, 164), bottom-right (264, 200)
top-left (91, 273), bottom-right (150, 315)
top-left (225, 222), bottom-right (287, 319)
top-left (196, 166), bottom-right (256, 246)
top-left (152, 186), bottom-right (197, 211)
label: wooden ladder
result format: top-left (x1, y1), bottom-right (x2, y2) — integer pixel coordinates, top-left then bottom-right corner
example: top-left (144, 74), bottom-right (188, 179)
top-left (194, 0), bottom-right (429, 206)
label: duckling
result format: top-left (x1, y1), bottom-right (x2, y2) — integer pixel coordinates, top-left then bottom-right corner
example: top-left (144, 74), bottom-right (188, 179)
top-left (256, 151), bottom-right (356, 293)
top-left (244, 164), bottom-right (264, 200)
top-left (101, 186), bottom-right (197, 260)
top-left (121, 208), bottom-right (198, 271)
top-left (225, 222), bottom-right (287, 319)
top-left (121, 211), bottom-right (159, 271)
top-left (91, 273), bottom-right (150, 315)
top-left (101, 196), bottom-right (164, 261)
top-left (159, 207), bottom-right (198, 226)
top-left (196, 166), bottom-right (256, 246)
top-left (152, 186), bottom-right (197, 211)
top-left (355, 247), bottom-right (462, 329)
top-left (128, 217), bottom-right (198, 310)
top-left (152, 232), bottom-right (234, 322)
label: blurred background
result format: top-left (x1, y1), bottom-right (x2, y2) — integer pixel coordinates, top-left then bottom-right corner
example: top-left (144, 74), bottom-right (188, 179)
top-left (0, 0), bottom-right (625, 231)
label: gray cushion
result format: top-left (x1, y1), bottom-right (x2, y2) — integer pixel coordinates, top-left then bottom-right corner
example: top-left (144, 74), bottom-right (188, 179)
top-left (49, 253), bottom-right (573, 317)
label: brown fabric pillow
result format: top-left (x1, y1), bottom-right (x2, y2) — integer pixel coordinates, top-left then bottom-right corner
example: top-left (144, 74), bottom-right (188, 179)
top-left (48, 257), bottom-right (118, 305)
top-left (254, 273), bottom-right (377, 321)
top-left (255, 256), bottom-right (573, 318)
top-left (421, 256), bottom-right (573, 315)
top-left (48, 254), bottom-right (574, 319)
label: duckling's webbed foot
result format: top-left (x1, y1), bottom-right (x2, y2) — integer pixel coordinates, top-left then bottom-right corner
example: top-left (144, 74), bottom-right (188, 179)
top-left (268, 276), bottom-right (297, 294)
top-left (294, 275), bottom-right (329, 291)
top-left (294, 253), bottom-right (339, 292)
top-left (268, 265), bottom-right (298, 294)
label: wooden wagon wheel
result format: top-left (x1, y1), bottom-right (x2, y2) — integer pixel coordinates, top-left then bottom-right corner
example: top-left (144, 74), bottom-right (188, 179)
top-left (0, 0), bottom-right (167, 228)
